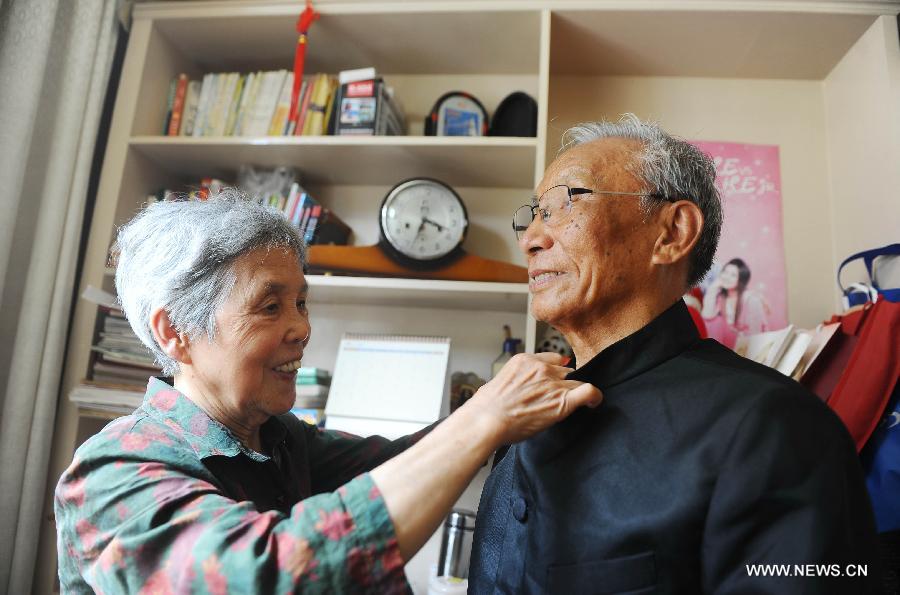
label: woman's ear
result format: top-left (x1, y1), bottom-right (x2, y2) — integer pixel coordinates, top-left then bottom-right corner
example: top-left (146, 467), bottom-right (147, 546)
top-left (149, 307), bottom-right (192, 366)
top-left (651, 200), bottom-right (703, 267)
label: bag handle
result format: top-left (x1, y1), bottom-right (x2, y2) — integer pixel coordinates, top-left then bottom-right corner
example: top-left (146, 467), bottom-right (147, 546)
top-left (837, 243), bottom-right (900, 294)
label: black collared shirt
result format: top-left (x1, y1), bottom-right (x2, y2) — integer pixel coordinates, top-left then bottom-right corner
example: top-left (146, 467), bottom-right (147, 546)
top-left (471, 299), bottom-right (878, 594)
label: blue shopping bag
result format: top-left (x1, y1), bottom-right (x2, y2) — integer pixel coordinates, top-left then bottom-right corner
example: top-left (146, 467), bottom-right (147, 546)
top-left (861, 384), bottom-right (900, 532)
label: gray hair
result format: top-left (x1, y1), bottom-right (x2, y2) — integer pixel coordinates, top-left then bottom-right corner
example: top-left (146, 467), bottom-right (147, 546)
top-left (560, 114), bottom-right (722, 287)
top-left (114, 188), bottom-right (307, 375)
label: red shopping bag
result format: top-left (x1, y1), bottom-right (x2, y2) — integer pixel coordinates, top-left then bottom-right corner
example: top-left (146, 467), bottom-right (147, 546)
top-left (824, 298), bottom-right (900, 451)
top-left (801, 244), bottom-right (900, 451)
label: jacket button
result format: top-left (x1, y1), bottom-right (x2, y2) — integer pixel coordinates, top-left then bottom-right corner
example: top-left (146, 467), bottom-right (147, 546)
top-left (512, 497), bottom-right (528, 522)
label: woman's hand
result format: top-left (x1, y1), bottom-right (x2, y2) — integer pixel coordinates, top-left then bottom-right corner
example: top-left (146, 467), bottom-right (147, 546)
top-left (701, 281), bottom-right (722, 318)
top-left (371, 351), bottom-right (600, 562)
top-left (465, 352), bottom-right (603, 445)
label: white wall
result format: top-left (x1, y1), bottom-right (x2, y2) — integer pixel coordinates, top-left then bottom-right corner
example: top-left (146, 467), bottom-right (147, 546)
top-left (824, 15), bottom-right (900, 298)
top-left (548, 75), bottom-right (834, 328)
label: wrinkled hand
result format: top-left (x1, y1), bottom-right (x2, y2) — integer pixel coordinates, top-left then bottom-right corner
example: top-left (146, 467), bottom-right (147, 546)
top-left (465, 352), bottom-right (602, 445)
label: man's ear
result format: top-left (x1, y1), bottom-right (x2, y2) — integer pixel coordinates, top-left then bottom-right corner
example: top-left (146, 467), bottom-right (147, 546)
top-left (651, 200), bottom-right (703, 267)
top-left (149, 307), bottom-right (192, 366)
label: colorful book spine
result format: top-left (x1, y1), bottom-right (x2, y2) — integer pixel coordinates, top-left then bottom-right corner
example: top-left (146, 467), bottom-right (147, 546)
top-left (268, 72), bottom-right (294, 136)
top-left (162, 77), bottom-right (178, 134)
top-left (192, 73), bottom-right (216, 137)
top-left (178, 80), bottom-right (201, 136)
top-left (305, 205), bottom-right (322, 243)
top-left (167, 74), bottom-right (189, 136)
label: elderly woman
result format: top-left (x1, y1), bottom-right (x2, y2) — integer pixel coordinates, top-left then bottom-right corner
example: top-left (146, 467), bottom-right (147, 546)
top-left (55, 191), bottom-right (600, 593)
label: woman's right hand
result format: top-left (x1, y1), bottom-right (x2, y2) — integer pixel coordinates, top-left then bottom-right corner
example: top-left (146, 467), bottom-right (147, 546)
top-left (464, 352), bottom-right (603, 446)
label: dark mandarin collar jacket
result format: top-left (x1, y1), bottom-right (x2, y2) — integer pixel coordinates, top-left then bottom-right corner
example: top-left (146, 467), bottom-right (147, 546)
top-left (469, 300), bottom-right (878, 594)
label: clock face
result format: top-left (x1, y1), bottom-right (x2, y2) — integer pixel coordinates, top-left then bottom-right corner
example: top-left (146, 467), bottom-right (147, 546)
top-left (380, 178), bottom-right (468, 262)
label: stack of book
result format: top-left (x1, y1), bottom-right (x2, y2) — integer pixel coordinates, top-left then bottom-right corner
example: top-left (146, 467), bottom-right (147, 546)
top-left (68, 302), bottom-right (160, 416)
top-left (292, 367), bottom-right (331, 426)
top-left (163, 71), bottom-right (340, 137)
top-left (332, 68), bottom-right (405, 136)
top-left (162, 68), bottom-right (405, 138)
top-left (270, 182), bottom-right (352, 245)
top-left (88, 306), bottom-right (162, 389)
top-left (733, 322), bottom-right (841, 382)
top-left (145, 176), bottom-right (352, 246)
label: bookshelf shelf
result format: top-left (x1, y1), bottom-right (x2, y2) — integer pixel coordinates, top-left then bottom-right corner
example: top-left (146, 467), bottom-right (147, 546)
top-left (307, 275), bottom-right (528, 312)
top-left (128, 136), bottom-right (538, 187)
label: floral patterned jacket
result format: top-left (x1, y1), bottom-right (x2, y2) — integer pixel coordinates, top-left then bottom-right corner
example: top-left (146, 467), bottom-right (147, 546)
top-left (55, 377), bottom-right (432, 593)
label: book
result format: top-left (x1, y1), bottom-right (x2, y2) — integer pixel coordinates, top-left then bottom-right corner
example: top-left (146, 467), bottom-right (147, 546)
top-left (223, 73), bottom-right (247, 136)
top-left (734, 325), bottom-right (794, 369)
top-left (334, 76), bottom-right (405, 136)
top-left (162, 76), bottom-right (178, 134)
top-left (295, 383), bottom-right (328, 409)
top-left (268, 72), bottom-right (294, 136)
top-left (232, 71), bottom-right (258, 136)
top-left (304, 205), bottom-right (322, 243)
top-left (244, 70), bottom-right (287, 136)
top-left (301, 74), bottom-right (336, 136)
top-left (167, 74), bottom-right (189, 136)
top-left (295, 383), bottom-right (328, 399)
top-left (294, 77), bottom-right (315, 136)
top-left (310, 207), bottom-right (352, 245)
top-left (284, 79), bottom-right (306, 136)
top-left (70, 382), bottom-right (143, 413)
top-left (207, 72), bottom-right (239, 137)
top-left (290, 407), bottom-right (325, 426)
top-left (794, 322), bottom-right (841, 381)
top-left (192, 73), bottom-right (216, 137)
top-left (292, 192), bottom-right (310, 228)
top-left (178, 80), bottom-right (201, 136)
top-left (774, 330), bottom-right (813, 377)
top-left (284, 183), bottom-right (302, 222)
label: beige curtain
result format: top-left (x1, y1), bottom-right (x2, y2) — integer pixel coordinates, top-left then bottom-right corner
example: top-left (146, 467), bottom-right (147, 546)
top-left (0, 0), bottom-right (119, 592)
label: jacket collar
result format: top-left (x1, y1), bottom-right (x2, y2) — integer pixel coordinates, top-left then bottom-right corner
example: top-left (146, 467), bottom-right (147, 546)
top-left (141, 377), bottom-right (287, 462)
top-left (521, 299), bottom-right (699, 464)
top-left (567, 298), bottom-right (701, 389)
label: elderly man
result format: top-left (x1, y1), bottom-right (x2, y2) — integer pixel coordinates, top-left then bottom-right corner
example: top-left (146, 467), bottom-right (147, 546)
top-left (469, 116), bottom-right (879, 594)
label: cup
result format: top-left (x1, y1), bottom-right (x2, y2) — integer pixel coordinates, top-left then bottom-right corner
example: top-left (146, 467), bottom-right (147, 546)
top-left (437, 508), bottom-right (476, 579)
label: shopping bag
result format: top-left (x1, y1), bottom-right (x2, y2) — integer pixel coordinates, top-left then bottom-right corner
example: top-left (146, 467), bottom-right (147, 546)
top-left (822, 244), bottom-right (900, 451)
top-left (860, 384), bottom-right (900, 532)
top-left (837, 243), bottom-right (900, 306)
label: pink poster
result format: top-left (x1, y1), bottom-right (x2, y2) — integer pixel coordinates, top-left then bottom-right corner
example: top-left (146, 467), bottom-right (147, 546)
top-left (689, 141), bottom-right (787, 349)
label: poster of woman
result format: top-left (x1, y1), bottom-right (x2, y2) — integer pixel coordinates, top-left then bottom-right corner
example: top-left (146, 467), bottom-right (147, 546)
top-left (690, 141), bottom-right (787, 349)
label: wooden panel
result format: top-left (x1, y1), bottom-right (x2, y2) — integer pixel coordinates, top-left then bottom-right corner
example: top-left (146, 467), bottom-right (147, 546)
top-left (550, 10), bottom-right (877, 79)
top-left (128, 136), bottom-right (538, 187)
top-left (307, 274), bottom-right (528, 311)
top-left (150, 10), bottom-right (542, 75)
top-left (306, 245), bottom-right (529, 282)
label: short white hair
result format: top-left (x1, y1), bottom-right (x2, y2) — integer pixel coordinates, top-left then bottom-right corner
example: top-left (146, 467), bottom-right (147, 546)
top-left (561, 114), bottom-right (722, 287)
top-left (114, 188), bottom-right (306, 375)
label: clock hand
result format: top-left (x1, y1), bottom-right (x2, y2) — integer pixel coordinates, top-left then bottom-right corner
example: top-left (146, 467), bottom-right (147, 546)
top-left (409, 219), bottom-right (425, 249)
top-left (422, 217), bottom-right (444, 232)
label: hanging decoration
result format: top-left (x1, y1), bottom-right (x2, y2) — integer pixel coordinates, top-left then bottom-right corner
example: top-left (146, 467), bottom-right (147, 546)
top-left (288, 0), bottom-right (320, 127)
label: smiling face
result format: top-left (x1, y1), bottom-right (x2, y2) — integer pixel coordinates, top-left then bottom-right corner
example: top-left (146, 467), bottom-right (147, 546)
top-left (186, 246), bottom-right (310, 423)
top-left (520, 137), bottom-right (662, 334)
top-left (719, 263), bottom-right (740, 291)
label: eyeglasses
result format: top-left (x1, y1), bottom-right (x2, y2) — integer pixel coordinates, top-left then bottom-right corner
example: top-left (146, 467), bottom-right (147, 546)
top-left (512, 185), bottom-right (667, 241)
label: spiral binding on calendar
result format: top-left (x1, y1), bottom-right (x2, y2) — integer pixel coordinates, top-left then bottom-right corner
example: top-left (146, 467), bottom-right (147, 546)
top-left (341, 333), bottom-right (450, 344)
